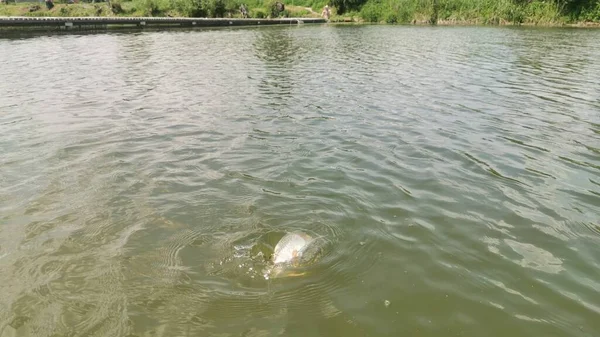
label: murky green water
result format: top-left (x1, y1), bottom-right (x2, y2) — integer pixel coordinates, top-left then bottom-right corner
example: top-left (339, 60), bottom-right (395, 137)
top-left (1, 25), bottom-right (599, 337)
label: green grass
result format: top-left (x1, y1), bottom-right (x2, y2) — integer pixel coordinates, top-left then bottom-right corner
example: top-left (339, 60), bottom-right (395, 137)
top-left (0, 3), bottom-right (112, 17)
top-left (0, 0), bottom-right (324, 18)
top-left (1, 0), bottom-right (598, 24)
top-left (356, 0), bottom-right (600, 25)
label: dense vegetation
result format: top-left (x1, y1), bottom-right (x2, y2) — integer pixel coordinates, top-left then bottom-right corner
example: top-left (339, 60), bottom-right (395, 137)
top-left (0, 0), bottom-right (324, 18)
top-left (345, 0), bottom-right (600, 24)
top-left (1, 0), bottom-right (598, 24)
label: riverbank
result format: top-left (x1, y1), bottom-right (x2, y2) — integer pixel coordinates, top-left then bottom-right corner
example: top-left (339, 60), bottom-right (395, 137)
top-left (0, 1), bottom-right (325, 32)
top-left (0, 1), bottom-right (322, 19)
top-left (328, 0), bottom-right (600, 26)
top-left (328, 17), bottom-right (600, 28)
top-left (2, 0), bottom-right (599, 27)
top-left (0, 15), bottom-right (325, 32)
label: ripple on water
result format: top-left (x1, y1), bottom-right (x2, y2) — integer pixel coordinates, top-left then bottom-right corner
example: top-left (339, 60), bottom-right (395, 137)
top-left (1, 26), bottom-right (600, 337)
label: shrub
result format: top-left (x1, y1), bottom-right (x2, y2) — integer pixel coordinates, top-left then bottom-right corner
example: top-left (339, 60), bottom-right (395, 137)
top-left (251, 8), bottom-right (266, 18)
top-left (111, 0), bottom-right (124, 14)
top-left (174, 0), bottom-right (206, 16)
top-left (264, 0), bottom-right (285, 17)
top-left (581, 1), bottom-right (600, 21)
top-left (225, 0), bottom-right (240, 16)
top-left (359, 0), bottom-right (383, 22)
top-left (135, 0), bottom-right (168, 16)
top-left (201, 0), bottom-right (226, 17)
top-left (384, 11), bottom-right (397, 23)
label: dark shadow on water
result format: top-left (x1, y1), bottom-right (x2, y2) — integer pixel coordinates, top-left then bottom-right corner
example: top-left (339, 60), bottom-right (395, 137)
top-left (0, 25), bottom-right (280, 41)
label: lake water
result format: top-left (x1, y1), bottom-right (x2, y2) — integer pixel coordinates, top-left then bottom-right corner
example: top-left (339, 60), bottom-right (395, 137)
top-left (0, 24), bottom-right (599, 337)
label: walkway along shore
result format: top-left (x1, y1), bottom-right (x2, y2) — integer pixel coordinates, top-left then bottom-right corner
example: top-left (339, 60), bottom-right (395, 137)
top-left (0, 16), bottom-right (326, 32)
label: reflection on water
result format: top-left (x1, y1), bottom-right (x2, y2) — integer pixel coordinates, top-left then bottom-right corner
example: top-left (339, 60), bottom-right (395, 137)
top-left (254, 28), bottom-right (297, 107)
top-left (0, 25), bottom-right (599, 337)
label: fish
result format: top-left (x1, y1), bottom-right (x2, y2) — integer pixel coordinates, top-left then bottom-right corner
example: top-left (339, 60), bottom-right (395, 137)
top-left (272, 231), bottom-right (315, 265)
top-left (265, 231), bottom-right (324, 279)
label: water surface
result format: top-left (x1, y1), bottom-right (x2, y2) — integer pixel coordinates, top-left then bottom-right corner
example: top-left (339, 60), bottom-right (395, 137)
top-left (0, 25), bottom-right (599, 337)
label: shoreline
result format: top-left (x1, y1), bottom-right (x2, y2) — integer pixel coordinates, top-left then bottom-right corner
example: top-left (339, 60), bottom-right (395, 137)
top-left (1, 15), bottom-right (598, 33)
top-left (329, 17), bottom-right (600, 28)
top-left (0, 16), bottom-right (326, 32)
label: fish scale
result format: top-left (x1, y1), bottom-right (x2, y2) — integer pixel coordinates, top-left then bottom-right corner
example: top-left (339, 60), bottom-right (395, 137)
top-left (272, 232), bottom-right (315, 265)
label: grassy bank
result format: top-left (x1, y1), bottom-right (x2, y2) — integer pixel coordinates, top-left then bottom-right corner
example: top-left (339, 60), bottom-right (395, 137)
top-left (332, 0), bottom-right (600, 25)
top-left (1, 0), bottom-right (599, 25)
top-left (0, 0), bottom-right (324, 18)
top-left (0, 2), bottom-right (110, 17)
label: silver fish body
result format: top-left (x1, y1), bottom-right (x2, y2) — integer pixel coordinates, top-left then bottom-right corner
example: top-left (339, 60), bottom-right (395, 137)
top-left (272, 231), bottom-right (315, 264)
top-left (266, 231), bottom-right (325, 278)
